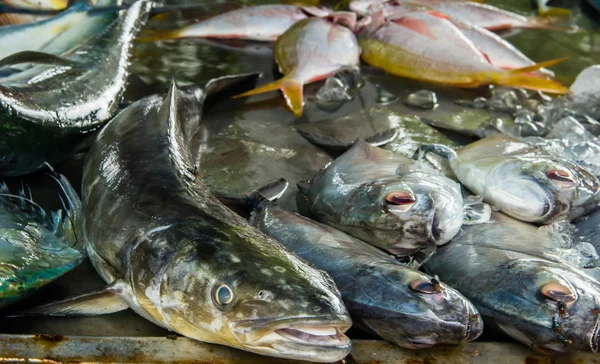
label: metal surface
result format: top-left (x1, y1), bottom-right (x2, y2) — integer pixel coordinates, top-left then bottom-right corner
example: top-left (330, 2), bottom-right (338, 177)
top-left (1, 337), bottom-right (600, 363)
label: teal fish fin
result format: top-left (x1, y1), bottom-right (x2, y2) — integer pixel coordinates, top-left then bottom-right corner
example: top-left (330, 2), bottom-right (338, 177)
top-left (0, 51), bottom-right (85, 69)
top-left (43, 163), bottom-right (84, 253)
top-left (365, 128), bottom-right (399, 147)
top-left (6, 280), bottom-right (129, 317)
top-left (216, 178), bottom-right (289, 210)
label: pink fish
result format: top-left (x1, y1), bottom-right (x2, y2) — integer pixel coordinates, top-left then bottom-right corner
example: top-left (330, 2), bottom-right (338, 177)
top-left (234, 17), bottom-right (360, 117)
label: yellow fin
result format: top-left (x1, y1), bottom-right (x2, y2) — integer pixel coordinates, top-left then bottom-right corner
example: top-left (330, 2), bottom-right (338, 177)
top-left (233, 77), bottom-right (304, 117)
top-left (539, 8), bottom-right (572, 17)
top-left (484, 57), bottom-right (570, 94)
top-left (136, 29), bottom-right (182, 43)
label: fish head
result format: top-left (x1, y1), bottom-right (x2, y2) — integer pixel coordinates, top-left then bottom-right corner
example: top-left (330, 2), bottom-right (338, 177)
top-left (357, 264), bottom-right (482, 348)
top-left (337, 173), bottom-right (463, 255)
top-left (479, 259), bottom-right (600, 354)
top-left (157, 226), bottom-right (351, 361)
top-left (481, 156), bottom-right (600, 223)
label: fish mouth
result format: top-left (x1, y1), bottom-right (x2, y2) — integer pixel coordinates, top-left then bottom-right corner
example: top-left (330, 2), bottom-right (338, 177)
top-left (406, 336), bottom-right (438, 349)
top-left (232, 316), bottom-right (351, 360)
top-left (464, 307), bottom-right (483, 342)
top-left (588, 315), bottom-right (600, 352)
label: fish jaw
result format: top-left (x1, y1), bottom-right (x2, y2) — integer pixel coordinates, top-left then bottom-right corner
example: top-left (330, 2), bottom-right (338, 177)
top-left (231, 316), bottom-right (352, 361)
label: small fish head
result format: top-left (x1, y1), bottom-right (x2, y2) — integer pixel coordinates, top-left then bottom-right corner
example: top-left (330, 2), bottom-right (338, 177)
top-left (479, 259), bottom-right (600, 354)
top-left (338, 174), bottom-right (463, 255)
top-left (491, 157), bottom-right (600, 223)
top-left (357, 264), bottom-right (482, 348)
top-left (158, 227), bottom-right (351, 361)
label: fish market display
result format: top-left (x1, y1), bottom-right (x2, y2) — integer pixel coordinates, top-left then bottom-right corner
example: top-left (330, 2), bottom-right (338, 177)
top-left (425, 211), bottom-right (600, 354)
top-left (2, 0), bottom-right (600, 360)
top-left (250, 192), bottom-right (483, 348)
top-left (141, 5), bottom-right (311, 42)
top-left (0, 1), bottom-right (118, 62)
top-left (234, 17), bottom-right (360, 117)
top-left (358, 11), bottom-right (567, 93)
top-left (0, 0), bottom-right (149, 177)
top-left (421, 135), bottom-right (600, 224)
top-left (0, 166), bottom-right (83, 309)
top-left (298, 139), bottom-right (463, 265)
top-left (19, 75), bottom-right (353, 362)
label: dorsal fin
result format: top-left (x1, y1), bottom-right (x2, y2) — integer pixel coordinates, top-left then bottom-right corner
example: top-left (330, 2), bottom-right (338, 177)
top-left (346, 138), bottom-right (397, 163)
top-left (160, 81), bottom-right (196, 181)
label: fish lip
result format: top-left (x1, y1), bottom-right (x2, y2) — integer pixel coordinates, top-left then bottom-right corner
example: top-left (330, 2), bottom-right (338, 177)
top-left (232, 315), bottom-right (352, 340)
top-left (587, 315), bottom-right (600, 352)
top-left (463, 306), bottom-right (483, 342)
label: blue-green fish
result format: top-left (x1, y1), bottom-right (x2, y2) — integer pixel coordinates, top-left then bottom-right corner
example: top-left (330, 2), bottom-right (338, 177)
top-left (298, 140), bottom-right (464, 266)
top-left (426, 212), bottom-right (600, 355)
top-left (250, 192), bottom-right (483, 349)
top-left (0, 166), bottom-right (83, 309)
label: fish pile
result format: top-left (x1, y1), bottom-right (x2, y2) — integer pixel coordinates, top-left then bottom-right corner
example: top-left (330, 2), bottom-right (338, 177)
top-left (1, 0), bottom-right (600, 362)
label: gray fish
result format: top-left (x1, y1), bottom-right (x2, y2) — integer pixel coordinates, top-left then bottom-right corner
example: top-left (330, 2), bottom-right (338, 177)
top-left (419, 134), bottom-right (600, 224)
top-left (16, 75), bottom-right (353, 362)
top-left (298, 140), bottom-right (464, 266)
top-left (249, 192), bottom-right (483, 349)
top-left (0, 166), bottom-right (83, 309)
top-left (425, 211), bottom-right (600, 355)
top-left (0, 0), bottom-right (150, 177)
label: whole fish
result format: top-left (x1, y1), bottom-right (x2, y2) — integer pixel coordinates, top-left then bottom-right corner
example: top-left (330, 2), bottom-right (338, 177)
top-left (0, 0), bottom-right (66, 10)
top-left (425, 211), bottom-right (600, 355)
top-left (17, 75), bottom-right (353, 362)
top-left (298, 139), bottom-right (464, 266)
top-left (419, 135), bottom-right (600, 224)
top-left (358, 11), bottom-right (568, 93)
top-left (0, 0), bottom-right (150, 177)
top-left (397, 0), bottom-right (564, 31)
top-left (140, 5), bottom-right (311, 42)
top-left (250, 193), bottom-right (483, 348)
top-left (234, 17), bottom-right (360, 117)
top-left (0, 2), bottom-right (118, 61)
top-left (0, 166), bottom-right (83, 309)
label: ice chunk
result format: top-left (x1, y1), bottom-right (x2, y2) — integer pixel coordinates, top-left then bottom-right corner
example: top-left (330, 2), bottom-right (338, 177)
top-left (404, 90), bottom-right (438, 110)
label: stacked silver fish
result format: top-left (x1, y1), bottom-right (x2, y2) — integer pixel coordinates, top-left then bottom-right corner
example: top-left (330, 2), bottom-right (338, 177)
top-left (1, 0), bottom-right (600, 362)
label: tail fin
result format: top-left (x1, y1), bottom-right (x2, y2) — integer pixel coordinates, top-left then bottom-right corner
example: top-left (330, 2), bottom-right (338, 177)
top-left (137, 28), bottom-right (182, 42)
top-left (233, 76), bottom-right (304, 117)
top-left (483, 57), bottom-right (569, 94)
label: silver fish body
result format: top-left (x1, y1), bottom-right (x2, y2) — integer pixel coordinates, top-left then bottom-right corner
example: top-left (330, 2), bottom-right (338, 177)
top-left (425, 212), bottom-right (600, 354)
top-left (299, 140), bottom-right (463, 265)
top-left (251, 200), bottom-right (483, 349)
top-left (451, 135), bottom-right (600, 224)
top-left (0, 0), bottom-right (150, 177)
top-left (81, 75), bottom-right (352, 361)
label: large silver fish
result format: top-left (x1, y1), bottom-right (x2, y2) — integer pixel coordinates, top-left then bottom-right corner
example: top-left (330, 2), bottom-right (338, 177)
top-left (419, 135), bottom-right (600, 224)
top-left (18, 75), bottom-right (353, 362)
top-left (249, 192), bottom-right (483, 349)
top-left (0, 166), bottom-right (83, 309)
top-left (0, 0), bottom-right (150, 177)
top-left (426, 211), bottom-right (600, 355)
top-left (298, 139), bottom-right (464, 266)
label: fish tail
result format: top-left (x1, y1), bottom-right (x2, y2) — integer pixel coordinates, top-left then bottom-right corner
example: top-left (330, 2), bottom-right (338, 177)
top-left (136, 29), bottom-right (182, 43)
top-left (527, 16), bottom-right (575, 31)
top-left (484, 57), bottom-right (570, 94)
top-left (233, 77), bottom-right (305, 117)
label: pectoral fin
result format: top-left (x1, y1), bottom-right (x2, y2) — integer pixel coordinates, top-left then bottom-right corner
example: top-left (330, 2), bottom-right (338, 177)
top-left (6, 281), bottom-right (129, 317)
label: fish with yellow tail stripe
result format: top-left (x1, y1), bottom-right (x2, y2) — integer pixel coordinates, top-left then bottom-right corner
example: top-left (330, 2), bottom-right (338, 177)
top-left (234, 17), bottom-right (360, 117)
top-left (358, 11), bottom-right (568, 94)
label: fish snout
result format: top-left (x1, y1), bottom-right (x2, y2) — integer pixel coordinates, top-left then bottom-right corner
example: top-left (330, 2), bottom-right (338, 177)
top-left (465, 310), bottom-right (484, 342)
top-left (430, 193), bottom-right (463, 245)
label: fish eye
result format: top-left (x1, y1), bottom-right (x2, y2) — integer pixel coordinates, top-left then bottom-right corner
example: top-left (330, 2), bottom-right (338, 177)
top-left (213, 283), bottom-right (235, 307)
top-left (410, 279), bottom-right (441, 294)
top-left (547, 169), bottom-right (576, 188)
top-left (385, 192), bottom-right (416, 212)
top-left (540, 282), bottom-right (576, 303)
